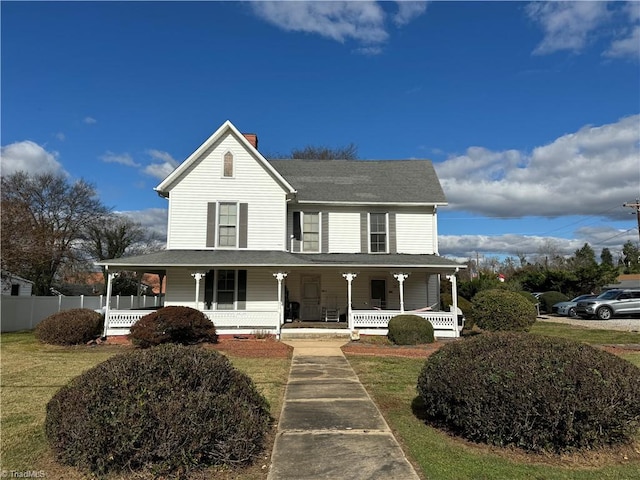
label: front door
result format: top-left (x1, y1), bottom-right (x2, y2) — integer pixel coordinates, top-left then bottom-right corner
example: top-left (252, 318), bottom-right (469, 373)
top-left (371, 279), bottom-right (387, 309)
top-left (301, 276), bottom-right (321, 320)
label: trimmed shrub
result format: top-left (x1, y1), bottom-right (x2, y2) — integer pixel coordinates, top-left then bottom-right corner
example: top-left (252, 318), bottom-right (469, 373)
top-left (417, 333), bottom-right (640, 453)
top-left (441, 293), bottom-right (473, 329)
top-left (129, 306), bottom-right (217, 348)
top-left (35, 308), bottom-right (103, 345)
top-left (45, 344), bottom-right (271, 476)
top-left (472, 289), bottom-right (536, 332)
top-left (538, 291), bottom-right (569, 313)
top-left (514, 290), bottom-right (539, 305)
top-left (387, 314), bottom-right (434, 345)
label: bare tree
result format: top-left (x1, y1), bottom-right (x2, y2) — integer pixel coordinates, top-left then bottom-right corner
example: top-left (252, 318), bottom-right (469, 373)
top-left (1, 172), bottom-right (108, 295)
top-left (293, 143), bottom-right (358, 160)
top-left (84, 214), bottom-right (159, 293)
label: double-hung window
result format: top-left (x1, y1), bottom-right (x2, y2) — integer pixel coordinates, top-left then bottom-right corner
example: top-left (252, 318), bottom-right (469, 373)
top-left (302, 212), bottom-right (320, 252)
top-left (369, 213), bottom-right (387, 253)
top-left (218, 202), bottom-right (237, 247)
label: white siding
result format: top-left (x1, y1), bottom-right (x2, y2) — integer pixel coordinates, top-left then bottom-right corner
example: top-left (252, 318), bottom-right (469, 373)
top-left (167, 132), bottom-right (287, 250)
top-left (328, 211), bottom-right (361, 253)
top-left (165, 267), bottom-right (278, 311)
top-left (396, 211), bottom-right (435, 254)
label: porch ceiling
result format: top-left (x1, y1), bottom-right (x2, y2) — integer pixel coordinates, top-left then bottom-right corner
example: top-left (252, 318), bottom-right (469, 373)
top-left (97, 249), bottom-right (464, 271)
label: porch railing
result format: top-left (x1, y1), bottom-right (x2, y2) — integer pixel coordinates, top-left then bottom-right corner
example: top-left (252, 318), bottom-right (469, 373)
top-left (105, 309), bottom-right (280, 336)
top-left (351, 310), bottom-right (461, 338)
top-left (105, 308), bottom-right (461, 338)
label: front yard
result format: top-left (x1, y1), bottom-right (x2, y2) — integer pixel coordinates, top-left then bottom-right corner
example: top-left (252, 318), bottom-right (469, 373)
top-left (1, 321), bottom-right (639, 479)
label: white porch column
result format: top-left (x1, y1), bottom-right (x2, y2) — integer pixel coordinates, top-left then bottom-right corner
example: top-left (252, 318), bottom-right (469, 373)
top-left (342, 273), bottom-right (357, 330)
top-left (102, 271), bottom-right (119, 338)
top-left (393, 273), bottom-right (410, 313)
top-left (446, 271), bottom-right (460, 338)
top-left (191, 272), bottom-right (206, 309)
top-left (273, 272), bottom-right (288, 338)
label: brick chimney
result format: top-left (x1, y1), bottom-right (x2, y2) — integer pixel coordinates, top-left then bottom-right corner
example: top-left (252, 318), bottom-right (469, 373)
top-left (243, 133), bottom-right (258, 150)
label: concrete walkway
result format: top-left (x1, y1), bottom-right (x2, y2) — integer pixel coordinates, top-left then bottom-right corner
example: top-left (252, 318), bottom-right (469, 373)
top-left (267, 340), bottom-right (420, 480)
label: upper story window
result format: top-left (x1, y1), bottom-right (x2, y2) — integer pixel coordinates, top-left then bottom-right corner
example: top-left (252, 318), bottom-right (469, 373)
top-left (302, 212), bottom-right (320, 252)
top-left (369, 213), bottom-right (387, 253)
top-left (218, 202), bottom-right (237, 247)
top-left (223, 152), bottom-right (234, 177)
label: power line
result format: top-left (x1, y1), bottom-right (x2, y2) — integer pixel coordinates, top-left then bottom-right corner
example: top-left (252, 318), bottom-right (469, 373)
top-left (623, 199), bottom-right (640, 243)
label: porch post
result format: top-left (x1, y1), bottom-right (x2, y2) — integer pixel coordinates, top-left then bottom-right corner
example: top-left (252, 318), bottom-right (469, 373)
top-left (342, 273), bottom-right (357, 330)
top-left (102, 271), bottom-right (119, 338)
top-left (393, 273), bottom-right (410, 313)
top-left (158, 272), bottom-right (165, 306)
top-left (191, 272), bottom-right (206, 309)
top-left (273, 272), bottom-right (288, 338)
top-left (135, 271), bottom-right (143, 308)
top-left (446, 271), bottom-right (460, 338)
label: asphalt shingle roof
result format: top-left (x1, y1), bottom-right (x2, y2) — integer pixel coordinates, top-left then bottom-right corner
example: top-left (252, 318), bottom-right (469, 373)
top-left (268, 159), bottom-right (447, 204)
top-left (99, 250), bottom-right (463, 271)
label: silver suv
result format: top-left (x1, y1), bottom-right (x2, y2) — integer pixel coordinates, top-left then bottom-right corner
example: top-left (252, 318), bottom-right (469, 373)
top-left (575, 289), bottom-right (640, 320)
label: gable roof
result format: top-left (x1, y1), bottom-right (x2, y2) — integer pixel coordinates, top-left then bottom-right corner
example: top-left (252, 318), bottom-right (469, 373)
top-left (269, 159), bottom-right (447, 205)
top-left (154, 120), bottom-right (296, 197)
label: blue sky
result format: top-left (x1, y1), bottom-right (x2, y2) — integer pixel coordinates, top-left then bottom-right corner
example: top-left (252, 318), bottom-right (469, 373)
top-left (2, 1), bottom-right (639, 264)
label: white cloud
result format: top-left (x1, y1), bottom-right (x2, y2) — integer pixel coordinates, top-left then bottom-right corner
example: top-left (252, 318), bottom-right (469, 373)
top-left (434, 115), bottom-right (640, 220)
top-left (0, 140), bottom-right (66, 176)
top-left (393, 1), bottom-right (427, 27)
top-left (526, 1), bottom-right (610, 55)
top-left (604, 24), bottom-right (640, 59)
top-left (119, 208), bottom-right (168, 243)
top-left (250, 1), bottom-right (427, 53)
top-left (83, 116), bottom-right (97, 125)
top-left (100, 151), bottom-right (140, 167)
top-left (143, 149), bottom-right (179, 180)
top-left (439, 227), bottom-right (637, 261)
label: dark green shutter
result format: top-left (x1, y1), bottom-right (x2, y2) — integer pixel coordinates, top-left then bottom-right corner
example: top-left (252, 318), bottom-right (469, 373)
top-left (360, 212), bottom-right (368, 253)
top-left (321, 212), bottom-right (329, 253)
top-left (237, 270), bottom-right (247, 310)
top-left (206, 203), bottom-right (216, 247)
top-left (239, 203), bottom-right (248, 248)
top-left (389, 213), bottom-right (396, 253)
top-left (204, 270), bottom-right (214, 309)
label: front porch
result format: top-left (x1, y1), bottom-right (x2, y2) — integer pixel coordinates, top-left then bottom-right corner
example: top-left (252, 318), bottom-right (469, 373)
top-left (104, 307), bottom-right (463, 338)
top-left (99, 250), bottom-right (465, 339)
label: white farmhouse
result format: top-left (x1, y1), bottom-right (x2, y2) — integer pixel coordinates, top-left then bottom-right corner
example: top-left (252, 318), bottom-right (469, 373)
top-left (99, 121), bottom-right (464, 338)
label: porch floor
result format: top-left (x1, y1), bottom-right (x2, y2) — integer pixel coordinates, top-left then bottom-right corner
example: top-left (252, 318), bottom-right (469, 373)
top-left (282, 321), bottom-right (349, 329)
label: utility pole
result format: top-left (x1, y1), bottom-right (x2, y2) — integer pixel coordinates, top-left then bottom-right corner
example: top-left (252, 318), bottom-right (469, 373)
top-left (623, 198), bottom-right (640, 243)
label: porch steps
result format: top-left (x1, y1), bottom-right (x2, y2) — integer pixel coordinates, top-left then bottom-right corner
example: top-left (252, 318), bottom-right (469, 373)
top-left (280, 328), bottom-right (352, 339)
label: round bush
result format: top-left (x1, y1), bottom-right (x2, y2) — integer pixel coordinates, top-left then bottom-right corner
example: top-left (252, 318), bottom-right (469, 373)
top-left (45, 344), bottom-right (271, 476)
top-left (417, 333), bottom-right (640, 453)
top-left (538, 291), bottom-right (569, 314)
top-left (441, 293), bottom-right (473, 329)
top-left (35, 308), bottom-right (103, 345)
top-left (472, 289), bottom-right (536, 332)
top-left (129, 306), bottom-right (217, 348)
top-left (387, 314), bottom-right (434, 345)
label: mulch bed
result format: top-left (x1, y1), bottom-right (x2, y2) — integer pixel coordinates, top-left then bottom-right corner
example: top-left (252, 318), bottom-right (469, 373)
top-left (342, 341), bottom-right (445, 358)
top-left (206, 336), bottom-right (293, 358)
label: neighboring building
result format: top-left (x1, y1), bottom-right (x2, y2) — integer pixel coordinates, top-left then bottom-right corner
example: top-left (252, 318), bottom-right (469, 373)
top-left (1, 271), bottom-right (34, 296)
top-left (99, 121), bottom-right (464, 337)
top-left (603, 274), bottom-right (640, 291)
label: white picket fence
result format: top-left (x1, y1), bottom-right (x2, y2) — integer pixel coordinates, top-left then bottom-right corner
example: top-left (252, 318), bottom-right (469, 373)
top-left (1, 295), bottom-right (161, 332)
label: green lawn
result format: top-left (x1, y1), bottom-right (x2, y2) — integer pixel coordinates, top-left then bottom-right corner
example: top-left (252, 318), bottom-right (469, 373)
top-left (348, 325), bottom-right (640, 480)
top-left (0, 331), bottom-right (290, 479)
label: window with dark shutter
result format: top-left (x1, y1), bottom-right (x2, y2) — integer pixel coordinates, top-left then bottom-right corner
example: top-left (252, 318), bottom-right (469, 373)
top-left (293, 211), bottom-right (301, 240)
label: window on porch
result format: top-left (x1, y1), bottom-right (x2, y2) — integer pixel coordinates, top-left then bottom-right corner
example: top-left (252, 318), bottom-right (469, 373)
top-left (214, 269), bottom-right (247, 310)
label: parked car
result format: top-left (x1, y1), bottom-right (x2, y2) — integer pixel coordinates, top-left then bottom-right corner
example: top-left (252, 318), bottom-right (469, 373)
top-left (575, 289), bottom-right (640, 320)
top-left (552, 294), bottom-right (596, 317)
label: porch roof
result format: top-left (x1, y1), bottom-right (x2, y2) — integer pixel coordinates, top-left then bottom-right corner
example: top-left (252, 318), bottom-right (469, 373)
top-left (98, 249), bottom-right (464, 271)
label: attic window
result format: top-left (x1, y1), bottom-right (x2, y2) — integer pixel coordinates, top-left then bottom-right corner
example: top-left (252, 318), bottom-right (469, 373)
top-left (223, 152), bottom-right (233, 177)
